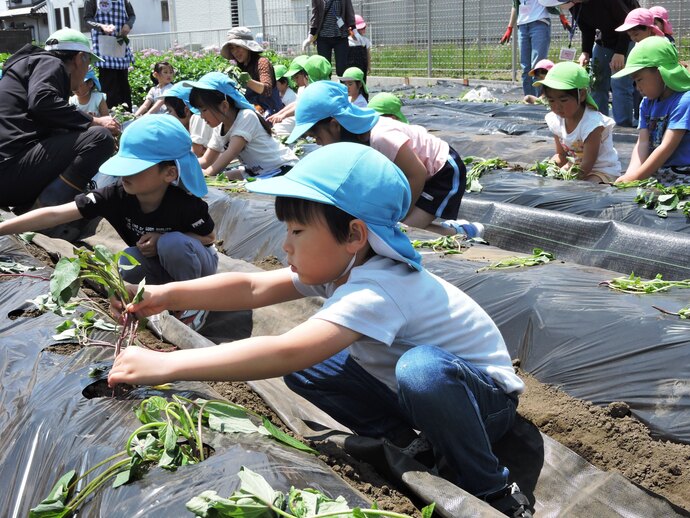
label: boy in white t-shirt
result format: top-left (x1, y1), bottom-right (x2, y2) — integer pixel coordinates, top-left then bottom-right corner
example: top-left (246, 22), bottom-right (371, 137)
top-left (108, 143), bottom-right (531, 517)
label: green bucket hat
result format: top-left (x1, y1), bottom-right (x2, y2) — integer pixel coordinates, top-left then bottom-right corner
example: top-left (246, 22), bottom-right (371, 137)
top-left (533, 61), bottom-right (598, 110)
top-left (45, 28), bottom-right (103, 64)
top-left (367, 92), bottom-right (408, 123)
top-left (304, 55), bottom-right (333, 82)
top-left (283, 55), bottom-right (309, 79)
top-left (274, 64), bottom-right (288, 80)
top-left (612, 36), bottom-right (690, 92)
top-left (339, 66), bottom-right (368, 94)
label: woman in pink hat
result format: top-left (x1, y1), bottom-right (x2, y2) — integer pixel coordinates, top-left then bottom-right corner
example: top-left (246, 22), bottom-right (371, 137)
top-left (347, 14), bottom-right (371, 82)
top-left (650, 6), bottom-right (675, 44)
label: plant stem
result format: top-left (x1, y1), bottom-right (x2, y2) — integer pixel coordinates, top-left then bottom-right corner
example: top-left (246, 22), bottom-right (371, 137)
top-left (0, 273), bottom-right (50, 281)
top-left (66, 458), bottom-right (131, 511)
top-left (67, 451), bottom-right (128, 493)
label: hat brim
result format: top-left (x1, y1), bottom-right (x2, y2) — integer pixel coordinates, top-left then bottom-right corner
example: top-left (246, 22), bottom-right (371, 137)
top-left (611, 64), bottom-right (646, 79)
top-left (286, 120), bottom-right (317, 144)
top-left (246, 175), bottom-right (421, 271)
top-left (99, 155), bottom-right (160, 177)
top-left (283, 68), bottom-right (305, 78)
top-left (538, 0), bottom-right (568, 6)
top-left (221, 39), bottom-right (263, 59)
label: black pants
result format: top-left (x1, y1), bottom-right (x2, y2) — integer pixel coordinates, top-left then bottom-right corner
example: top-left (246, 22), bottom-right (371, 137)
top-left (99, 67), bottom-right (133, 110)
top-left (0, 126), bottom-right (115, 207)
top-left (346, 45), bottom-right (368, 82)
top-left (316, 36), bottom-right (349, 77)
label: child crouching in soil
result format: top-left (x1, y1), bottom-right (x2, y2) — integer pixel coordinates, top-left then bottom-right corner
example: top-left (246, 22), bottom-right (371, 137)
top-left (0, 115), bottom-right (218, 331)
top-left (108, 143), bottom-right (532, 518)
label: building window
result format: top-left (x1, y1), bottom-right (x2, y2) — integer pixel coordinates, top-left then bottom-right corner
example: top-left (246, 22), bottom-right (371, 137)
top-left (78, 7), bottom-right (89, 32)
top-left (230, 0), bottom-right (239, 26)
top-left (161, 0), bottom-right (169, 22)
top-left (63, 7), bottom-right (71, 28)
top-left (54, 8), bottom-right (62, 30)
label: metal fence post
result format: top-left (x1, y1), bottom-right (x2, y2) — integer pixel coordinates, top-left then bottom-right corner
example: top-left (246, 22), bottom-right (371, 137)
top-left (427, 0), bottom-right (432, 77)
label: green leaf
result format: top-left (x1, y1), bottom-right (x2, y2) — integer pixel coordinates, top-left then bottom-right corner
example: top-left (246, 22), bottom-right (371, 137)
top-left (421, 503), bottom-right (436, 518)
top-left (50, 258), bottom-right (81, 305)
top-left (112, 467), bottom-right (132, 488)
top-left (135, 396), bottom-right (168, 424)
top-left (162, 423), bottom-right (178, 453)
top-left (203, 401), bottom-right (258, 434)
top-left (238, 467), bottom-right (278, 506)
top-left (29, 470), bottom-right (76, 518)
top-left (186, 490), bottom-right (273, 518)
top-left (260, 417), bottom-right (317, 454)
top-left (133, 278), bottom-right (146, 304)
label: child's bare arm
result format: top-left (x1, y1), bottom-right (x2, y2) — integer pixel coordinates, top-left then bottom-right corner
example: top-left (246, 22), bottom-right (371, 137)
top-left (144, 98), bottom-right (166, 115)
top-left (126, 268), bottom-right (301, 316)
top-left (198, 147), bottom-right (221, 170)
top-left (551, 136), bottom-right (567, 166)
top-left (98, 98), bottom-right (109, 116)
top-left (108, 318), bottom-right (361, 387)
top-left (579, 126), bottom-right (604, 175)
top-left (0, 202), bottom-right (82, 236)
top-left (134, 99), bottom-right (152, 117)
top-left (204, 136), bottom-right (247, 176)
top-left (618, 128), bottom-right (684, 182)
top-left (393, 143), bottom-right (427, 213)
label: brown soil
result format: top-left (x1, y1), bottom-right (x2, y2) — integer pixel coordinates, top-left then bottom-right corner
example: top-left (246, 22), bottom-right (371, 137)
top-left (252, 255), bottom-right (284, 270)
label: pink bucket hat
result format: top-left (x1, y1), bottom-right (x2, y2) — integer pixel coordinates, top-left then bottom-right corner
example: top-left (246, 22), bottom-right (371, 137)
top-left (615, 8), bottom-right (665, 37)
top-left (528, 59), bottom-right (555, 77)
top-left (650, 6), bottom-right (673, 36)
top-left (355, 14), bottom-right (366, 30)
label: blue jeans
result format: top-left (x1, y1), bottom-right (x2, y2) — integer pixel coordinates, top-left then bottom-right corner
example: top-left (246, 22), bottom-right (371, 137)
top-left (285, 345), bottom-right (518, 496)
top-left (119, 231), bottom-right (218, 284)
top-left (591, 43), bottom-right (634, 127)
top-left (518, 20), bottom-right (551, 96)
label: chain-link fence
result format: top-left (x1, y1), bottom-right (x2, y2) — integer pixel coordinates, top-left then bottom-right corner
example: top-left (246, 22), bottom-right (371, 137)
top-left (129, 0), bottom-right (689, 81)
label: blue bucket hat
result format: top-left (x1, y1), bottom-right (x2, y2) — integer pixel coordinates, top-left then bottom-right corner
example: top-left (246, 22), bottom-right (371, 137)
top-left (182, 71), bottom-right (255, 112)
top-left (99, 115), bottom-right (207, 198)
top-left (164, 81), bottom-right (200, 114)
top-left (287, 81), bottom-right (379, 144)
top-left (84, 68), bottom-right (101, 91)
top-left (247, 143), bottom-right (422, 271)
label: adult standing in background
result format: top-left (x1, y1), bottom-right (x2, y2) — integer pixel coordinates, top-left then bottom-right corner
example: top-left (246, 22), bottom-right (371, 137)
top-left (84, 0), bottom-right (136, 109)
top-left (500, 0), bottom-right (552, 98)
top-left (304, 0), bottom-right (355, 77)
top-left (568, 0), bottom-right (639, 127)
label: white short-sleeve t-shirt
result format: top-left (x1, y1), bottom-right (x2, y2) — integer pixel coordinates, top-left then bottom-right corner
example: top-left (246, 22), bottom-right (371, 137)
top-left (292, 256), bottom-right (524, 395)
top-left (146, 83), bottom-right (173, 114)
top-left (545, 108), bottom-right (621, 175)
top-left (207, 109), bottom-right (298, 176)
top-left (369, 116), bottom-right (450, 178)
top-left (69, 91), bottom-right (106, 117)
top-left (189, 114), bottom-right (213, 148)
top-left (281, 87), bottom-right (297, 106)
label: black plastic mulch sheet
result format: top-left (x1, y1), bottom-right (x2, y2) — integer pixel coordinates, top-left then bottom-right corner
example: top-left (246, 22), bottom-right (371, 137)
top-left (0, 236), bottom-right (369, 517)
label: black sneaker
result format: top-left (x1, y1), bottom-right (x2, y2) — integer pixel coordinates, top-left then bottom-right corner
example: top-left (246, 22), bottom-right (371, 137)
top-left (484, 482), bottom-right (533, 518)
top-left (386, 435), bottom-right (437, 471)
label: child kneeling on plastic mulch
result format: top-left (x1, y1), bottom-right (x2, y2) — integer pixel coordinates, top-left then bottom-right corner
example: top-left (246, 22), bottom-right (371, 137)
top-left (0, 115), bottom-right (218, 331)
top-left (107, 142), bottom-right (532, 518)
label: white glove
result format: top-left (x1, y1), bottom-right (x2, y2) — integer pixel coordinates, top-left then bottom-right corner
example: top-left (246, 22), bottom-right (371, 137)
top-left (302, 36), bottom-right (314, 52)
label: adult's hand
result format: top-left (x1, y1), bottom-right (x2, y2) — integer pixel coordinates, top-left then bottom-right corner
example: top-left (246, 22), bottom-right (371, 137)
top-left (237, 72), bottom-right (251, 87)
top-left (302, 35), bottom-right (315, 52)
top-left (120, 24), bottom-right (131, 37)
top-left (92, 115), bottom-right (121, 136)
top-left (610, 53), bottom-right (625, 73)
top-left (499, 26), bottom-right (513, 45)
top-left (578, 52), bottom-right (590, 67)
top-left (101, 23), bottom-right (116, 35)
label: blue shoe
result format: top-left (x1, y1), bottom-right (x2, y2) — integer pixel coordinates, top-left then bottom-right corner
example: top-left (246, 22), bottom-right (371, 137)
top-left (441, 219), bottom-right (485, 239)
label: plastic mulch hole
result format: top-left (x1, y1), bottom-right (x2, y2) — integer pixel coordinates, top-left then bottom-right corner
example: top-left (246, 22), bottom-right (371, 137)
top-left (82, 378), bottom-right (176, 401)
top-left (8, 306), bottom-right (43, 320)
